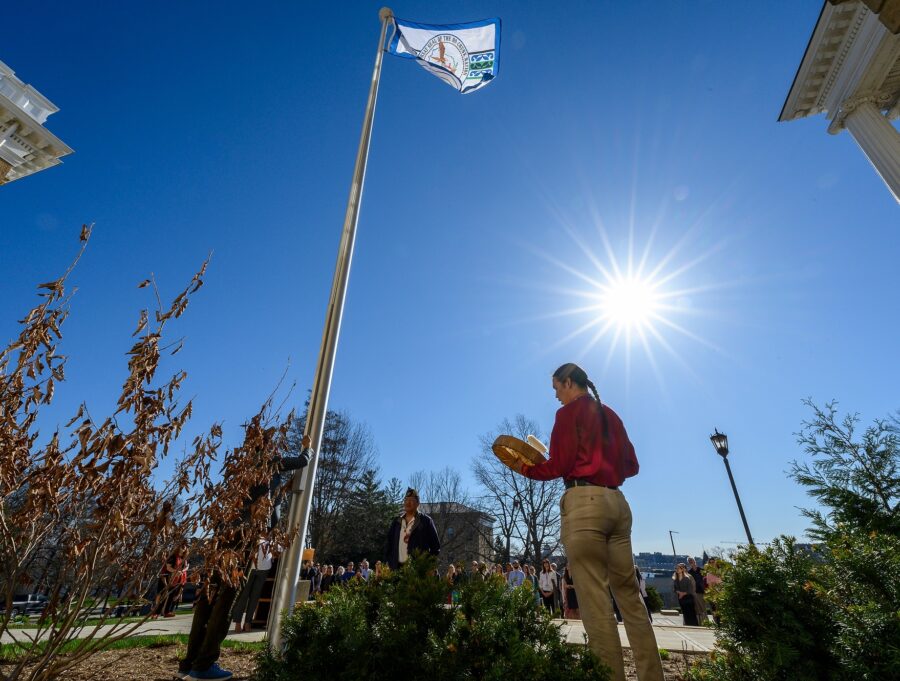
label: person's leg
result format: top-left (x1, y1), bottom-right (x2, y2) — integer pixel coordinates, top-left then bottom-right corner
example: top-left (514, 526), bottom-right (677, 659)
top-left (191, 582), bottom-right (238, 672)
top-left (606, 492), bottom-right (664, 681)
top-left (681, 596), bottom-right (698, 626)
top-left (243, 570), bottom-right (268, 628)
top-left (180, 585), bottom-right (214, 674)
top-left (694, 593), bottom-right (707, 624)
top-left (152, 577), bottom-right (167, 617)
top-left (561, 487), bottom-right (625, 681)
top-left (163, 588), bottom-right (175, 616)
top-left (230, 577), bottom-right (251, 632)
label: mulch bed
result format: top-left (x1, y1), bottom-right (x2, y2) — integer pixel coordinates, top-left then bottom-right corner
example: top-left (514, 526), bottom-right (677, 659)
top-left (623, 648), bottom-right (705, 680)
top-left (2, 645), bottom-right (258, 681)
top-left (3, 643), bottom-right (704, 680)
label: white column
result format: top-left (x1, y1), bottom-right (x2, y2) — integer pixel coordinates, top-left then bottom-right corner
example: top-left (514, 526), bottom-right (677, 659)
top-left (843, 100), bottom-right (900, 203)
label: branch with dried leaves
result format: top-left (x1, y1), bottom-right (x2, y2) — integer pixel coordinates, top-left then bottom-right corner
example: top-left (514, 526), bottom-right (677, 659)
top-left (0, 231), bottom-right (292, 681)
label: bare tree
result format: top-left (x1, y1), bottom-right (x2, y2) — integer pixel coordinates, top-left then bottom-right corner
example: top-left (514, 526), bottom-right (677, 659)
top-left (409, 467), bottom-right (488, 565)
top-left (472, 415), bottom-right (564, 565)
top-left (0, 231), bottom-right (293, 681)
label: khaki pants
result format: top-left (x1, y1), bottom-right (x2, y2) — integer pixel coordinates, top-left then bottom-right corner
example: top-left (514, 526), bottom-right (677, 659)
top-left (561, 486), bottom-right (663, 681)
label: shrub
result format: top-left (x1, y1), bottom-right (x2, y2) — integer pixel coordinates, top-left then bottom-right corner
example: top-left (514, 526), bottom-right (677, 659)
top-left (689, 402), bottom-right (900, 681)
top-left (255, 555), bottom-right (609, 681)
top-left (645, 585), bottom-right (664, 613)
top-left (820, 529), bottom-right (900, 678)
top-left (0, 232), bottom-right (292, 681)
top-left (686, 538), bottom-right (841, 681)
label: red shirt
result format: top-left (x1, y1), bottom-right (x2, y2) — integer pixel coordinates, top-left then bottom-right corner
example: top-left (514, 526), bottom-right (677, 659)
top-left (523, 395), bottom-right (638, 487)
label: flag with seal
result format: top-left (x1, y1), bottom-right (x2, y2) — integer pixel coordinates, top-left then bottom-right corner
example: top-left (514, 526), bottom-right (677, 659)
top-left (387, 17), bottom-right (501, 94)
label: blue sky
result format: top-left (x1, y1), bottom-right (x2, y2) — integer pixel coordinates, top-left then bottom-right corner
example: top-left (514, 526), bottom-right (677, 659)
top-left (2, 1), bottom-right (898, 556)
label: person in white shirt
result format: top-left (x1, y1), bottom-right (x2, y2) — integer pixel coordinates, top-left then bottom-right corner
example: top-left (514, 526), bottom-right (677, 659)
top-left (231, 539), bottom-right (273, 633)
top-left (358, 559), bottom-right (371, 581)
top-left (539, 559), bottom-right (558, 613)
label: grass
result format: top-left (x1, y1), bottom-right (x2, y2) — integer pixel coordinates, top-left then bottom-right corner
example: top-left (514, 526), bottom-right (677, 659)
top-left (0, 633), bottom-right (265, 663)
top-left (6, 615), bottom-right (147, 630)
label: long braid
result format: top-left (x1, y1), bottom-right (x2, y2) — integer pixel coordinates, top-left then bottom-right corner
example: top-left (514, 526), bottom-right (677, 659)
top-left (585, 378), bottom-right (610, 446)
top-left (585, 379), bottom-right (601, 405)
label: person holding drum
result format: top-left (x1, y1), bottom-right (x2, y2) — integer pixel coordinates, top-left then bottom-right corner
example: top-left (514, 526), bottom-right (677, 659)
top-left (516, 363), bottom-right (663, 681)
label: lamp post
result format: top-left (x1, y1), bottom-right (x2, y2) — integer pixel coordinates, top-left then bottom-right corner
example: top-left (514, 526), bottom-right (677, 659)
top-left (668, 530), bottom-right (679, 564)
top-left (710, 429), bottom-right (755, 547)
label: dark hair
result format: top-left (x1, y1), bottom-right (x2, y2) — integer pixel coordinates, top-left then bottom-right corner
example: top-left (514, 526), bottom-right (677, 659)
top-left (552, 363), bottom-right (601, 403)
top-left (552, 363), bottom-right (609, 444)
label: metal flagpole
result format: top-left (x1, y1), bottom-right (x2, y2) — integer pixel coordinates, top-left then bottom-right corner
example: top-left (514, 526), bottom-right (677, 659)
top-left (267, 6), bottom-right (394, 649)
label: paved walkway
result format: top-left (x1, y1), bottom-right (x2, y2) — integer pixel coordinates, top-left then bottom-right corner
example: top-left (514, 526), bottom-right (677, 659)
top-left (2, 612), bottom-right (716, 652)
top-left (554, 615), bottom-right (716, 653)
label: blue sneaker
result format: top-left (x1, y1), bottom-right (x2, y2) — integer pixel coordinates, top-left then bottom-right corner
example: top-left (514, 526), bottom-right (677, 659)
top-left (187, 664), bottom-right (232, 680)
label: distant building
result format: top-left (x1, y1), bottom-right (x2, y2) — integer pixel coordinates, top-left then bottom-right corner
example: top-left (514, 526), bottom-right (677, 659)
top-left (420, 502), bottom-right (494, 566)
top-left (0, 60), bottom-right (72, 185)
top-left (634, 551), bottom-right (702, 573)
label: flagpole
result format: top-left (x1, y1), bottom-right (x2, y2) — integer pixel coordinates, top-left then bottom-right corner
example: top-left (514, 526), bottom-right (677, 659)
top-left (267, 6), bottom-right (393, 649)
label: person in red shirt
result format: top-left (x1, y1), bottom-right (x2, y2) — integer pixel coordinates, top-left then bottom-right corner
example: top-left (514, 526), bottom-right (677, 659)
top-left (520, 363), bottom-right (663, 681)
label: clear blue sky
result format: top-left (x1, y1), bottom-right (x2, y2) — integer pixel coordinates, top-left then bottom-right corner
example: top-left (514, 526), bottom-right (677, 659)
top-left (2, 1), bottom-right (898, 556)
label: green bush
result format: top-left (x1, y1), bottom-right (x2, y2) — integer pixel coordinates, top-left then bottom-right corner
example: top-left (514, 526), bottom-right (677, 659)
top-left (686, 538), bottom-right (841, 681)
top-left (820, 529), bottom-right (900, 678)
top-left (688, 404), bottom-right (900, 680)
top-left (645, 585), bottom-right (664, 613)
top-left (254, 555), bottom-right (609, 681)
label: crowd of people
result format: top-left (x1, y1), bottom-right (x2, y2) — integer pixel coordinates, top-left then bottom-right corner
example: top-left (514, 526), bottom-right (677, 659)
top-left (294, 554), bottom-right (678, 627)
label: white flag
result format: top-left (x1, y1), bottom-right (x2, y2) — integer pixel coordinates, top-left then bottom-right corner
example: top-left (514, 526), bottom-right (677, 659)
top-left (387, 17), bottom-right (501, 94)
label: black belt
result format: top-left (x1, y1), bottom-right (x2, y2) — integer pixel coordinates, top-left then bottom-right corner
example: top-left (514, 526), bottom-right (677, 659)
top-left (565, 478), bottom-right (618, 491)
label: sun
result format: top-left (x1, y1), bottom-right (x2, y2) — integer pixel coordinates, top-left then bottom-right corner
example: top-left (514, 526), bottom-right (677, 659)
top-left (597, 275), bottom-right (661, 331)
top-left (516, 215), bottom-right (725, 388)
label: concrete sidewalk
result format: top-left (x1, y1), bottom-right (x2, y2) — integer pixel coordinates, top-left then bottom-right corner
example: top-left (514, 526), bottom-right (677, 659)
top-left (2, 612), bottom-right (716, 653)
top-left (554, 616), bottom-right (716, 653)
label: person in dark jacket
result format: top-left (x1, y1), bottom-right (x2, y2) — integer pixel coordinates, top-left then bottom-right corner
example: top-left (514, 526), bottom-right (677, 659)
top-left (385, 488), bottom-right (440, 570)
top-left (177, 435), bottom-right (312, 681)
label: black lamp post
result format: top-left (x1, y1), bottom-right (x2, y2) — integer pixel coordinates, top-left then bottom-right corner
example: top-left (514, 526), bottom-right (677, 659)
top-left (710, 429), bottom-right (755, 547)
top-left (668, 530), bottom-right (679, 565)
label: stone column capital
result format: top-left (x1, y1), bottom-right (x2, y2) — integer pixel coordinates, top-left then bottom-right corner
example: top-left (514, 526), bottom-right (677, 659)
top-left (828, 91), bottom-right (895, 134)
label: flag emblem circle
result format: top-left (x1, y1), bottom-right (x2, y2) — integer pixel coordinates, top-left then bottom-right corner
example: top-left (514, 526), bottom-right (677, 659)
top-left (419, 34), bottom-right (469, 81)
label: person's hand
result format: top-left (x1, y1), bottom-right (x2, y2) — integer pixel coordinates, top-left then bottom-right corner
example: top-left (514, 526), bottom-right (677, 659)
top-left (301, 434), bottom-right (312, 449)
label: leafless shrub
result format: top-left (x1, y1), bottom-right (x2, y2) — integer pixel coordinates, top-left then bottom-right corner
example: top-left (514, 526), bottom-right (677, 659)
top-left (0, 230), bottom-right (291, 680)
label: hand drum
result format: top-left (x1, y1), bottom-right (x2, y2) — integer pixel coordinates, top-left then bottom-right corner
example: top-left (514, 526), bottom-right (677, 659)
top-left (491, 435), bottom-right (547, 474)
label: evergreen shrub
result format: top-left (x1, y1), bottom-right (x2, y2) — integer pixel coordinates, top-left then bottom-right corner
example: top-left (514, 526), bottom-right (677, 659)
top-left (686, 538), bottom-right (840, 681)
top-left (254, 556), bottom-right (609, 681)
top-left (688, 403), bottom-right (900, 680)
top-left (645, 585), bottom-right (664, 613)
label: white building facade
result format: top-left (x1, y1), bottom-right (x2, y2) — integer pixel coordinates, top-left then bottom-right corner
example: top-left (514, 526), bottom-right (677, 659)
top-left (780, 1), bottom-right (900, 203)
top-left (0, 60), bottom-right (72, 185)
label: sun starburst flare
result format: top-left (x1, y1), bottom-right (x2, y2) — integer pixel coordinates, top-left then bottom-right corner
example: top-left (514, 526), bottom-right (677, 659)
top-left (514, 217), bottom-right (730, 392)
